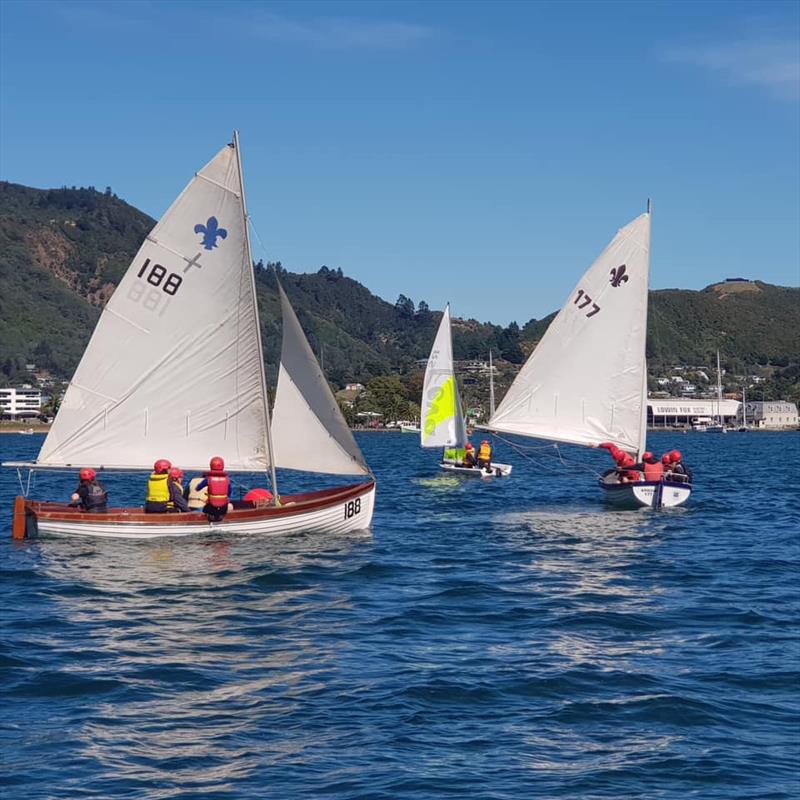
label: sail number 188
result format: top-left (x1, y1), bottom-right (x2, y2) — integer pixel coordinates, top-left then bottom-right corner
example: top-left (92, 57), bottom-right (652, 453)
top-left (137, 259), bottom-right (183, 296)
top-left (344, 498), bottom-right (361, 519)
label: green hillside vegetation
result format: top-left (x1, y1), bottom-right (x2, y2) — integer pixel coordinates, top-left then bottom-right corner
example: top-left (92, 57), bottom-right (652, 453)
top-left (1, 182), bottom-right (797, 407)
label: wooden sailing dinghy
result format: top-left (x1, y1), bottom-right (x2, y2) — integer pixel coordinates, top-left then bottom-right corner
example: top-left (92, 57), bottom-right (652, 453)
top-left (6, 133), bottom-right (375, 538)
top-left (421, 305), bottom-right (512, 478)
top-left (481, 206), bottom-right (691, 508)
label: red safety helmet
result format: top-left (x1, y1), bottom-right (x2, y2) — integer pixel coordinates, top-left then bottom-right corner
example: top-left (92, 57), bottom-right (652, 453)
top-left (670, 450), bottom-right (682, 463)
top-left (481, 439), bottom-right (489, 445)
top-left (209, 456), bottom-right (225, 471)
top-left (662, 454), bottom-right (671, 465)
top-left (169, 467), bottom-right (184, 480)
top-left (79, 467), bottom-right (96, 481)
top-left (642, 451), bottom-right (654, 461)
top-left (154, 458), bottom-right (171, 473)
top-left (465, 443), bottom-right (474, 450)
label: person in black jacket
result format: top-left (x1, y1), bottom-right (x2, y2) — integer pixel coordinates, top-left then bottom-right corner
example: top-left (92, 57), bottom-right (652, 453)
top-left (167, 467), bottom-right (190, 513)
top-left (69, 468), bottom-right (108, 513)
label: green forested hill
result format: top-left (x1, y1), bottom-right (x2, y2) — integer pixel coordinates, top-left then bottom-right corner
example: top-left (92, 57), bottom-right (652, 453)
top-left (1, 181), bottom-right (797, 392)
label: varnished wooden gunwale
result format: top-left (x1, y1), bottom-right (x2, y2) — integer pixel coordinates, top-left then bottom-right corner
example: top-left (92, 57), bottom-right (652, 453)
top-left (22, 481), bottom-right (374, 527)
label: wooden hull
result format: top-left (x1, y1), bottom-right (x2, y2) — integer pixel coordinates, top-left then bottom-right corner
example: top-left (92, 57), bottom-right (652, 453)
top-left (12, 481), bottom-right (376, 540)
top-left (439, 461), bottom-right (513, 478)
top-left (598, 476), bottom-right (691, 508)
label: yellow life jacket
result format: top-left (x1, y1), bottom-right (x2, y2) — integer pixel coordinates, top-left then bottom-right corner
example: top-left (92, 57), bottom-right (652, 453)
top-left (478, 442), bottom-right (492, 461)
top-left (186, 476), bottom-right (208, 509)
top-left (147, 473), bottom-right (170, 503)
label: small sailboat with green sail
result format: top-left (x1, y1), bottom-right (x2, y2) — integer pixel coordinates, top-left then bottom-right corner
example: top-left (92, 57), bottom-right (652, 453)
top-left (420, 305), bottom-right (512, 477)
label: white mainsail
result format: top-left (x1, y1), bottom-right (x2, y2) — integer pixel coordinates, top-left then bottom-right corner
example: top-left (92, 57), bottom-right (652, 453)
top-left (488, 212), bottom-right (651, 455)
top-left (421, 305), bottom-right (468, 448)
top-left (37, 140), bottom-right (272, 472)
top-left (270, 285), bottom-right (370, 476)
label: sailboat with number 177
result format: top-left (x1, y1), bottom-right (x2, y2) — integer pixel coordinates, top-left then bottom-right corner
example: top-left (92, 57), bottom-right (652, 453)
top-left (5, 133), bottom-right (376, 539)
top-left (481, 204), bottom-right (692, 508)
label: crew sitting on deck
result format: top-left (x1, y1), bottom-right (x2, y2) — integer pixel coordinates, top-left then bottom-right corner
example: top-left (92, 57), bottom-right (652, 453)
top-left (196, 456), bottom-right (231, 522)
top-left (185, 475), bottom-right (208, 510)
top-left (616, 453), bottom-right (641, 483)
top-left (145, 459), bottom-right (172, 513)
top-left (69, 468), bottom-right (108, 513)
top-left (661, 453), bottom-right (673, 480)
top-left (167, 467), bottom-right (190, 513)
top-left (462, 443), bottom-right (477, 468)
top-left (628, 451), bottom-right (664, 481)
top-left (477, 440), bottom-right (493, 470)
top-left (668, 450), bottom-right (692, 484)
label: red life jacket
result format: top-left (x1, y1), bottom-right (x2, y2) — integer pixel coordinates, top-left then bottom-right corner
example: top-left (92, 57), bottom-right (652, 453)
top-left (206, 471), bottom-right (230, 507)
top-left (644, 461), bottom-right (664, 481)
top-left (623, 469), bottom-right (641, 482)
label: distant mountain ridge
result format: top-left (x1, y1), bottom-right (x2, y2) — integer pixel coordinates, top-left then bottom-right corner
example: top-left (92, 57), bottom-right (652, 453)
top-left (1, 181), bottom-right (797, 389)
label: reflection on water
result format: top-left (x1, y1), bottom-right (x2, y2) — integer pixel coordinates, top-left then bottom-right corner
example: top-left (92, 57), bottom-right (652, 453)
top-left (2, 431), bottom-right (798, 798)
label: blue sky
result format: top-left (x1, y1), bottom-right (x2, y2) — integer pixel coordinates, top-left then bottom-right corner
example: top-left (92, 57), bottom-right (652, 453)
top-left (1, 0), bottom-right (798, 324)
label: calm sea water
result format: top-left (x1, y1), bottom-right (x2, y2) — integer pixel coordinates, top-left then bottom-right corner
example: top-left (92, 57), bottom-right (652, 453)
top-left (1, 430), bottom-right (798, 799)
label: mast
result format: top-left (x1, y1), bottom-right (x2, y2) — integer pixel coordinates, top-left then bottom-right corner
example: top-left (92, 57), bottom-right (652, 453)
top-left (233, 130), bottom-right (280, 503)
top-left (637, 199), bottom-right (652, 461)
top-left (488, 350), bottom-right (496, 418)
top-left (716, 350), bottom-right (722, 424)
top-left (742, 383), bottom-right (747, 427)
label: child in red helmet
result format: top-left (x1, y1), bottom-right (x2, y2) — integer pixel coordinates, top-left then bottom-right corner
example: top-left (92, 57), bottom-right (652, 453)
top-left (462, 442), bottom-right (477, 468)
top-left (69, 467), bottom-right (108, 513)
top-left (196, 456), bottom-right (231, 522)
top-left (145, 458), bottom-right (172, 513)
top-left (166, 467), bottom-right (190, 513)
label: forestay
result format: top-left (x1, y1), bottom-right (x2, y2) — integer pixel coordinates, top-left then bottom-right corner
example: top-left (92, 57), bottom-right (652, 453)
top-left (270, 285), bottom-right (370, 476)
top-left (421, 305), bottom-right (468, 449)
top-left (488, 212), bottom-right (651, 455)
top-left (36, 142), bottom-right (272, 472)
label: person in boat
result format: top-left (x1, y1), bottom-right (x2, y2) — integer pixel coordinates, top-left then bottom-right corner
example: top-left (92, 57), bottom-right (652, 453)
top-left (69, 468), bottom-right (108, 513)
top-left (167, 467), bottom-right (190, 513)
top-left (195, 456), bottom-right (231, 522)
top-left (462, 443), bottom-right (477, 468)
top-left (185, 475), bottom-right (208, 511)
top-left (661, 453), bottom-right (673, 480)
top-left (145, 458), bottom-right (172, 513)
top-left (669, 450), bottom-right (692, 484)
top-left (615, 453), bottom-right (642, 483)
top-left (628, 451), bottom-right (664, 482)
top-left (477, 440), bottom-right (493, 471)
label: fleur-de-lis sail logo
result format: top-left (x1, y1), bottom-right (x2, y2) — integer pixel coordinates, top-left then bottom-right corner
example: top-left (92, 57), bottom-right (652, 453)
top-left (194, 217), bottom-right (228, 250)
top-left (609, 264), bottom-right (629, 287)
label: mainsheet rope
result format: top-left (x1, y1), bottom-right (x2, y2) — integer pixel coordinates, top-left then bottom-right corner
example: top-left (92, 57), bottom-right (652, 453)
top-left (489, 433), bottom-right (607, 479)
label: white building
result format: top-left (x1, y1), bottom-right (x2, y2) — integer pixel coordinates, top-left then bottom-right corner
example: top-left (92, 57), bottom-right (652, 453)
top-left (0, 386), bottom-right (42, 418)
top-left (648, 398), bottom-right (740, 427)
top-left (742, 401), bottom-right (798, 429)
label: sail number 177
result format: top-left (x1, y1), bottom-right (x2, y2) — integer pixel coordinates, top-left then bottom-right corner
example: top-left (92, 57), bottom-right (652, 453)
top-left (574, 289), bottom-right (600, 318)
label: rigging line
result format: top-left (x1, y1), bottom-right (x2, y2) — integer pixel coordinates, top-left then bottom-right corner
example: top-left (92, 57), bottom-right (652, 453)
top-left (493, 433), bottom-right (605, 478)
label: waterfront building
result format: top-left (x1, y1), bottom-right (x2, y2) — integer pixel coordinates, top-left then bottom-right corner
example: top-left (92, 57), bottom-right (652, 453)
top-left (742, 401), bottom-right (798, 429)
top-left (647, 398), bottom-right (740, 427)
top-left (0, 386), bottom-right (42, 418)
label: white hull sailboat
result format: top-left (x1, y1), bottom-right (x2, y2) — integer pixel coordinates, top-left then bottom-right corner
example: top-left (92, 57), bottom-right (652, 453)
top-left (6, 134), bottom-right (375, 539)
top-left (481, 204), bottom-right (690, 509)
top-left (421, 306), bottom-right (511, 478)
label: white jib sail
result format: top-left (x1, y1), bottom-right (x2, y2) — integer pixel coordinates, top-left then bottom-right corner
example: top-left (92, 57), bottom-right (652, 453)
top-left (488, 212), bottom-right (651, 454)
top-left (421, 305), bottom-right (466, 448)
top-left (37, 141), bottom-right (272, 472)
top-left (270, 285), bottom-right (370, 476)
